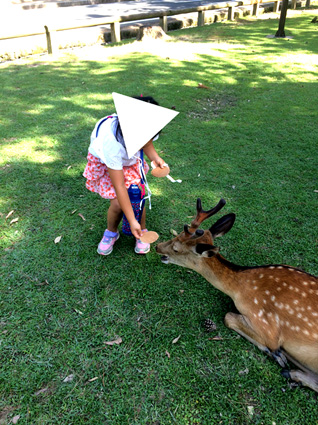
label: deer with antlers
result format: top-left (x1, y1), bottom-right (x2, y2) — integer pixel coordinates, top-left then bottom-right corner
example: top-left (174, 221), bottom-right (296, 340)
top-left (156, 198), bottom-right (318, 392)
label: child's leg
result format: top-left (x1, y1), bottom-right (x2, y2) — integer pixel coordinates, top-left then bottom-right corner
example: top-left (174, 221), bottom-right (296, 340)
top-left (140, 206), bottom-right (146, 230)
top-left (107, 198), bottom-right (123, 232)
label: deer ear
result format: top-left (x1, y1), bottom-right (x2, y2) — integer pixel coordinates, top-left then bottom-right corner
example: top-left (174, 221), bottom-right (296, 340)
top-left (195, 243), bottom-right (220, 257)
top-left (209, 213), bottom-right (236, 238)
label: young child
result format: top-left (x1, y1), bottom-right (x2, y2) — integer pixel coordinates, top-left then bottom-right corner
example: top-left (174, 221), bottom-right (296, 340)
top-left (83, 94), bottom-right (172, 256)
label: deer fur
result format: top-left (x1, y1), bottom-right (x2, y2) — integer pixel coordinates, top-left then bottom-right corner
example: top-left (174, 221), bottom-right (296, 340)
top-left (156, 198), bottom-right (318, 392)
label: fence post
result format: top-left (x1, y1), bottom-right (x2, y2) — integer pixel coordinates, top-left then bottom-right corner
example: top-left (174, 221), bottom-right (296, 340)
top-left (44, 25), bottom-right (57, 55)
top-left (273, 0), bottom-right (280, 12)
top-left (252, 0), bottom-right (260, 16)
top-left (159, 15), bottom-right (168, 32)
top-left (110, 22), bottom-right (121, 42)
top-left (198, 10), bottom-right (205, 26)
top-left (228, 6), bottom-right (235, 21)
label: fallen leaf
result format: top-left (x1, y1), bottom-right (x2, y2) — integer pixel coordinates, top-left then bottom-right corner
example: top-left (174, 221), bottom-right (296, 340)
top-left (170, 229), bottom-right (178, 236)
top-left (78, 213), bottom-right (86, 221)
top-left (88, 376), bottom-right (99, 382)
top-left (179, 290), bottom-right (184, 294)
top-left (104, 337), bottom-right (122, 346)
top-left (71, 209), bottom-right (77, 214)
top-left (54, 236), bottom-right (62, 244)
top-left (74, 308), bottom-right (83, 315)
top-left (247, 405), bottom-right (254, 418)
top-left (165, 350), bottom-right (171, 358)
top-left (6, 210), bottom-right (14, 219)
top-left (63, 374), bottom-right (75, 383)
top-left (9, 217), bottom-right (19, 225)
top-left (67, 165), bottom-right (72, 170)
top-left (35, 280), bottom-right (49, 287)
top-left (172, 335), bottom-right (181, 344)
top-left (198, 83), bottom-right (210, 89)
top-left (239, 368), bottom-right (249, 375)
top-left (314, 190), bottom-right (318, 193)
top-left (209, 335), bottom-right (223, 341)
top-left (12, 415), bottom-right (21, 424)
top-left (34, 387), bottom-right (49, 396)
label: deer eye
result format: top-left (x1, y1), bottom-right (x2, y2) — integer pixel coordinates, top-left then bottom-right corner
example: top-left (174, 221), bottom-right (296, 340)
top-left (172, 244), bottom-right (179, 253)
top-left (195, 229), bottom-right (204, 237)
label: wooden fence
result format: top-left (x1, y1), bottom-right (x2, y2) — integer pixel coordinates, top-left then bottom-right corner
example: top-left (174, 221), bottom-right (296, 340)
top-left (1, 0), bottom-right (301, 55)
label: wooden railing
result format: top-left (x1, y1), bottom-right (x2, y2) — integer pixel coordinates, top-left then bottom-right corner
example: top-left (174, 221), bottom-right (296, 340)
top-left (1, 0), bottom-right (284, 55)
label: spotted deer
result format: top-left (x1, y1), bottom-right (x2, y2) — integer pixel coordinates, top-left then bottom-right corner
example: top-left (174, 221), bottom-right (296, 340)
top-left (156, 198), bottom-right (318, 392)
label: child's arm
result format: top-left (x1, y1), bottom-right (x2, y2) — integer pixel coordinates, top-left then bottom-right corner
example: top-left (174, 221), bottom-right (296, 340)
top-left (108, 168), bottom-right (143, 239)
top-left (143, 140), bottom-right (165, 168)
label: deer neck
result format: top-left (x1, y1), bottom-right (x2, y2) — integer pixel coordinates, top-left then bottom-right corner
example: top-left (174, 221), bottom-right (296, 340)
top-left (197, 254), bottom-right (243, 298)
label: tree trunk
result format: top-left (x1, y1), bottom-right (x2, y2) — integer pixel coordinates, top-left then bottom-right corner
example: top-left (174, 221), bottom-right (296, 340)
top-left (306, 0), bottom-right (311, 7)
top-left (275, 0), bottom-right (289, 37)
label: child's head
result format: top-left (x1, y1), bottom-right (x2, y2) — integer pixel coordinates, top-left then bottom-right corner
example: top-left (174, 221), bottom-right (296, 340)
top-left (133, 95), bottom-right (159, 106)
top-left (114, 95), bottom-right (160, 147)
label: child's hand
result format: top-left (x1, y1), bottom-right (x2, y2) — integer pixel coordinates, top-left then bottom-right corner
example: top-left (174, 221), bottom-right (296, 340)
top-left (130, 219), bottom-right (143, 240)
top-left (152, 157), bottom-right (166, 169)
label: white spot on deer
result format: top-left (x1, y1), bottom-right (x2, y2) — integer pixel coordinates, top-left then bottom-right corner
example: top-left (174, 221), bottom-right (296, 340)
top-left (285, 321), bottom-right (290, 327)
top-left (297, 313), bottom-right (302, 319)
top-left (293, 300), bottom-right (299, 305)
top-left (278, 266), bottom-right (283, 269)
top-left (288, 268), bottom-right (294, 272)
top-left (295, 287), bottom-right (299, 293)
top-left (259, 274), bottom-right (264, 279)
top-left (271, 295), bottom-right (276, 301)
top-left (289, 285), bottom-right (294, 290)
top-left (301, 292), bottom-right (307, 297)
top-left (311, 312), bottom-right (318, 317)
top-left (303, 330), bottom-right (310, 336)
top-left (295, 326), bottom-right (300, 332)
top-left (283, 282), bottom-right (288, 287)
top-left (265, 290), bottom-right (270, 295)
top-left (288, 309), bottom-right (295, 315)
top-left (263, 299), bottom-right (267, 304)
top-left (275, 314), bottom-right (280, 325)
top-left (303, 281), bottom-right (308, 286)
top-left (307, 306), bottom-right (312, 311)
top-left (254, 298), bottom-right (258, 305)
top-left (309, 289), bottom-right (314, 294)
top-left (313, 333), bottom-right (318, 339)
top-left (269, 266), bottom-right (275, 270)
top-left (275, 278), bottom-right (280, 283)
top-left (277, 287), bottom-right (282, 291)
top-left (310, 281), bottom-right (316, 286)
top-left (253, 286), bottom-right (258, 290)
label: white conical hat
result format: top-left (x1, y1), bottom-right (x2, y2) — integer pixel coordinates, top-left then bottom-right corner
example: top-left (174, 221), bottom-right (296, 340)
top-left (112, 92), bottom-right (179, 158)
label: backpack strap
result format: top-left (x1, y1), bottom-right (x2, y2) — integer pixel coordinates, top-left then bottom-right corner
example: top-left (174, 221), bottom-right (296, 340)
top-left (96, 116), bottom-right (113, 137)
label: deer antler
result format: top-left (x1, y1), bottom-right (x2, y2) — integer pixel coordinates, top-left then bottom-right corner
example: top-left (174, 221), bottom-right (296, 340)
top-left (189, 198), bottom-right (226, 232)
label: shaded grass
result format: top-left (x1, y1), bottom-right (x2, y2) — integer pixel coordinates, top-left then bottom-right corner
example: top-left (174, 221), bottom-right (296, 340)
top-left (1, 10), bottom-right (318, 425)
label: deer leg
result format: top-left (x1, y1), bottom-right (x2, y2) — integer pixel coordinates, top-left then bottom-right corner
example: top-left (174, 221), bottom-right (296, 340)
top-left (224, 312), bottom-right (287, 367)
top-left (281, 369), bottom-right (318, 393)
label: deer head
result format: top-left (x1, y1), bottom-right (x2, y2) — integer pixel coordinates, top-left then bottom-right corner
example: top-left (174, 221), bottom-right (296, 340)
top-left (156, 198), bottom-right (235, 269)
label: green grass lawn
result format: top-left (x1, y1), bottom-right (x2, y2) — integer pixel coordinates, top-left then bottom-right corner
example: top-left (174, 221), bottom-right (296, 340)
top-left (1, 9), bottom-right (318, 425)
